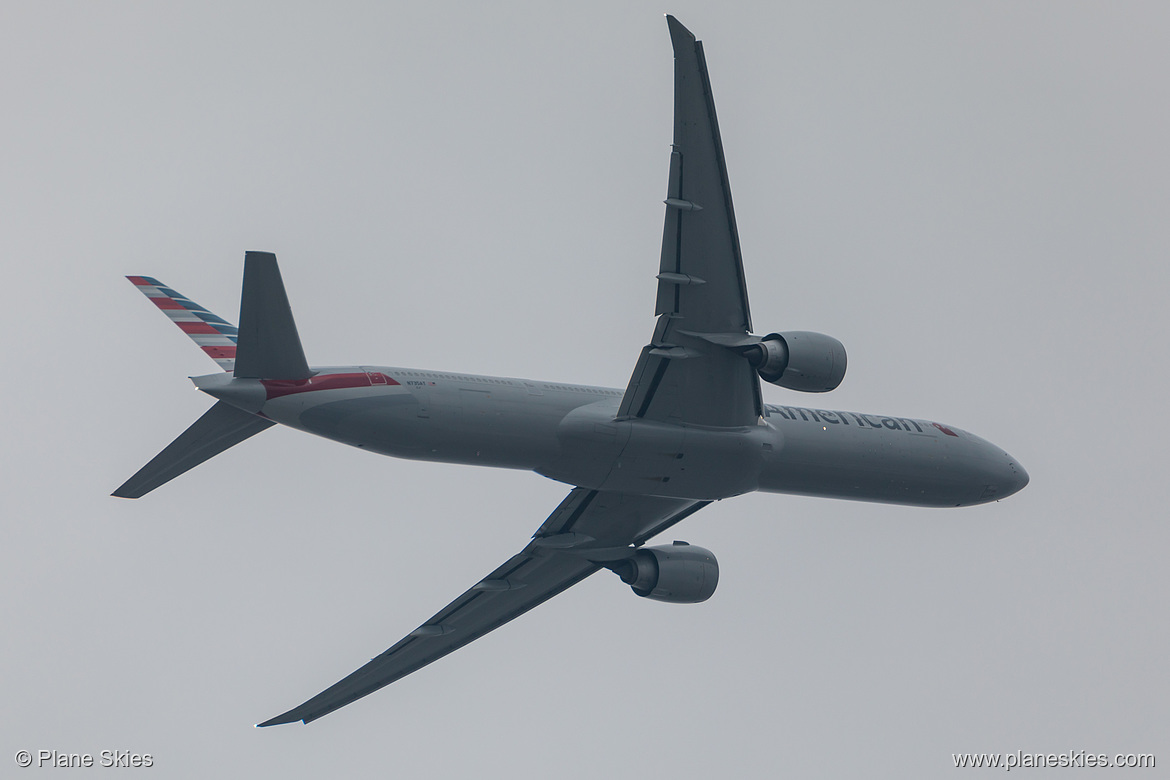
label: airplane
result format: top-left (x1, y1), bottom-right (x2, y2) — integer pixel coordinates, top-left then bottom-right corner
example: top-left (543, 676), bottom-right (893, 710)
top-left (114, 16), bottom-right (1028, 726)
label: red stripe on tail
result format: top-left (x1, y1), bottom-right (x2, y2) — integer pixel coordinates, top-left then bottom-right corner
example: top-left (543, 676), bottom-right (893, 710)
top-left (177, 321), bottom-right (220, 334)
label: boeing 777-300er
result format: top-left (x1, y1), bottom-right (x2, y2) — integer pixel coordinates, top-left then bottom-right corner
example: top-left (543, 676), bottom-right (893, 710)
top-left (114, 16), bottom-right (1028, 726)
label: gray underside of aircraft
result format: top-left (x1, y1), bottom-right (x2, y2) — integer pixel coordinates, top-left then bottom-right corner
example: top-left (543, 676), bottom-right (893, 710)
top-left (114, 16), bottom-right (1028, 727)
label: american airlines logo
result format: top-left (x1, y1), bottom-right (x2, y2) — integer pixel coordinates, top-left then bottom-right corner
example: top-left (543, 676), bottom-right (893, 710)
top-left (764, 405), bottom-right (942, 434)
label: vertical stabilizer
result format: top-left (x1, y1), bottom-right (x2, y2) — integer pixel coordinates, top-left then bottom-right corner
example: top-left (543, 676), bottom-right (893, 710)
top-left (125, 276), bottom-right (239, 372)
top-left (234, 252), bottom-right (313, 380)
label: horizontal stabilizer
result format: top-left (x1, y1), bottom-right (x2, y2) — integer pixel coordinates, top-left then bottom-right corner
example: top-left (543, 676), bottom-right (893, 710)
top-left (112, 401), bottom-right (274, 499)
top-left (234, 252), bottom-right (313, 380)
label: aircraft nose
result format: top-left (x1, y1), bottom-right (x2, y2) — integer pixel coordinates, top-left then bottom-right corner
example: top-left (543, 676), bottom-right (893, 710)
top-left (999, 455), bottom-right (1029, 499)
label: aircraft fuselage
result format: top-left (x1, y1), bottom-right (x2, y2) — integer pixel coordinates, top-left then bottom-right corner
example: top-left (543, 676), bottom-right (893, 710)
top-left (195, 367), bottom-right (1028, 509)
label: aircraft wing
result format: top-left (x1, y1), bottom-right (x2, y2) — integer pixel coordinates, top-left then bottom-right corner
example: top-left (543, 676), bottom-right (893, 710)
top-left (258, 489), bottom-right (709, 726)
top-left (618, 15), bottom-right (762, 428)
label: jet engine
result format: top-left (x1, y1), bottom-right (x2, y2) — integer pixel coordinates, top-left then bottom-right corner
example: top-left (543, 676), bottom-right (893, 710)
top-left (746, 331), bottom-right (846, 392)
top-left (606, 542), bottom-right (718, 604)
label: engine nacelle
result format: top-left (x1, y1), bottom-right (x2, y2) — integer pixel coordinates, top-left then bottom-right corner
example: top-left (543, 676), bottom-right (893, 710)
top-left (607, 542), bottom-right (718, 604)
top-left (747, 331), bottom-right (847, 392)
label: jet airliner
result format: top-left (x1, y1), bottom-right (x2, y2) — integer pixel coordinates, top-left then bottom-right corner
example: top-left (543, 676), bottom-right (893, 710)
top-left (114, 17), bottom-right (1028, 726)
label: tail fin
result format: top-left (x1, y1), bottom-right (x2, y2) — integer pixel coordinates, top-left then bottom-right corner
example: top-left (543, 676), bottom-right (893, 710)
top-left (128, 252), bottom-right (311, 379)
top-left (116, 252), bottom-right (311, 498)
top-left (112, 401), bottom-right (274, 498)
top-left (127, 276), bottom-right (240, 372)
top-left (234, 251), bottom-right (313, 380)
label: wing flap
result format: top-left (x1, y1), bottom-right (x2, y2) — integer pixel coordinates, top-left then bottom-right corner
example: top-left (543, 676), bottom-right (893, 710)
top-left (618, 345), bottom-right (759, 428)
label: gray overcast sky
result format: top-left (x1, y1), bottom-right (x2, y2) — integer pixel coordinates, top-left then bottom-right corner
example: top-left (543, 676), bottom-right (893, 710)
top-left (2, 2), bottom-right (1167, 777)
